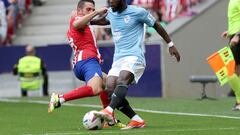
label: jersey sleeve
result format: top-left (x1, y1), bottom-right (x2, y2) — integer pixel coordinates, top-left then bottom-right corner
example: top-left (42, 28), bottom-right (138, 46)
top-left (106, 9), bottom-right (110, 21)
top-left (138, 8), bottom-right (156, 27)
top-left (74, 16), bottom-right (83, 22)
top-left (70, 16), bottom-right (81, 27)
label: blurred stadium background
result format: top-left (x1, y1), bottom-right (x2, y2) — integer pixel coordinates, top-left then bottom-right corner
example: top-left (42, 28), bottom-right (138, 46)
top-left (1, 0), bottom-right (240, 134)
top-left (0, 0), bottom-right (230, 98)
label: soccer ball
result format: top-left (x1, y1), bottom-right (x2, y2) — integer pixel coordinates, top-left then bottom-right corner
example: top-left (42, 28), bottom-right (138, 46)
top-left (82, 110), bottom-right (104, 130)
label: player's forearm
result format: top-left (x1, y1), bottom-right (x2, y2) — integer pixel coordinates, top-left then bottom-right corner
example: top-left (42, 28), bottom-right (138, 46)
top-left (73, 11), bottom-right (99, 30)
top-left (153, 22), bottom-right (172, 44)
top-left (90, 15), bottom-right (110, 25)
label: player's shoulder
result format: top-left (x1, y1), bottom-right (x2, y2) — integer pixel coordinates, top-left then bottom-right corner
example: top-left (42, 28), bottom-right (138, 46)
top-left (71, 15), bottom-right (83, 21)
top-left (107, 5), bottom-right (147, 17)
top-left (128, 5), bottom-right (148, 17)
top-left (128, 5), bottom-right (146, 12)
top-left (107, 7), bottom-right (112, 14)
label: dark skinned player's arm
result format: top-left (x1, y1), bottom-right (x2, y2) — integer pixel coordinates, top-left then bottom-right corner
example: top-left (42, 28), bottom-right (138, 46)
top-left (153, 22), bottom-right (172, 44)
top-left (153, 22), bottom-right (181, 62)
top-left (90, 14), bottom-right (110, 26)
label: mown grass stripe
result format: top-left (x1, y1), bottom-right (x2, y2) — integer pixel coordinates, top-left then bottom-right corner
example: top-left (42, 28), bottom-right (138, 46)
top-left (1, 98), bottom-right (240, 120)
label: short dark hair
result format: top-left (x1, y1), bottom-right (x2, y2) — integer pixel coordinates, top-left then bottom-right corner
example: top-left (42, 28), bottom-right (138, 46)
top-left (77, 0), bottom-right (95, 9)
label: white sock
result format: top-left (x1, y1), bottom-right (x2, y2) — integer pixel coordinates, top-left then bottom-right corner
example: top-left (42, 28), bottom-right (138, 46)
top-left (131, 115), bottom-right (143, 122)
top-left (105, 106), bottom-right (113, 113)
top-left (59, 95), bottom-right (65, 104)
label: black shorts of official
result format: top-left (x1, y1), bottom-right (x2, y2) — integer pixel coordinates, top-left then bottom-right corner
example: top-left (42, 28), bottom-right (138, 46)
top-left (230, 35), bottom-right (240, 65)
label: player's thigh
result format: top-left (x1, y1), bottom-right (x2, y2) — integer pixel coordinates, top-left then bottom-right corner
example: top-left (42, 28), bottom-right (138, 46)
top-left (120, 56), bottom-right (146, 84)
top-left (117, 70), bottom-right (134, 85)
top-left (82, 58), bottom-right (103, 82)
top-left (102, 72), bottom-right (107, 88)
top-left (128, 61), bottom-right (145, 84)
top-left (76, 58), bottom-right (103, 94)
top-left (87, 76), bottom-right (103, 95)
top-left (108, 56), bottom-right (138, 81)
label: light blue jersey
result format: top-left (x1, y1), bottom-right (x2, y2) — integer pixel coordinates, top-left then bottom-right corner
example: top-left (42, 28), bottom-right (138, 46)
top-left (106, 5), bottom-right (156, 63)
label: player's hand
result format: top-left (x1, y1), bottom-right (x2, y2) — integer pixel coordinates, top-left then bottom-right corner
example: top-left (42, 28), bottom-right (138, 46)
top-left (96, 7), bottom-right (108, 15)
top-left (169, 46), bottom-right (180, 62)
top-left (221, 31), bottom-right (228, 38)
top-left (230, 35), bottom-right (240, 46)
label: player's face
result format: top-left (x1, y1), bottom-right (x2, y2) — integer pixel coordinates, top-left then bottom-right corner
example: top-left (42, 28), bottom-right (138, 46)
top-left (80, 2), bottom-right (95, 15)
top-left (109, 0), bottom-right (122, 12)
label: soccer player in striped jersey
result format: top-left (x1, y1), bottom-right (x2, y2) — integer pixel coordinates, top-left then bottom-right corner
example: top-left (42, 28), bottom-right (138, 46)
top-left (48, 0), bottom-right (125, 128)
top-left (48, 0), bottom-right (109, 112)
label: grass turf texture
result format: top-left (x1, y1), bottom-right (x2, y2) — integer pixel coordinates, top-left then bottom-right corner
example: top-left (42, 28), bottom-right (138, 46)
top-left (0, 97), bottom-right (240, 135)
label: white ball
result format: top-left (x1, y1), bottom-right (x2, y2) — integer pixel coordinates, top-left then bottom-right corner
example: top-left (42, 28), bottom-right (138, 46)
top-left (82, 110), bottom-right (104, 130)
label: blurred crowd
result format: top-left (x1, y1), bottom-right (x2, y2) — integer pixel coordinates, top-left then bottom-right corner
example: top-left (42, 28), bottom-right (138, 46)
top-left (97, 0), bottom-right (203, 41)
top-left (0, 0), bottom-right (45, 46)
top-left (0, 0), bottom-right (204, 46)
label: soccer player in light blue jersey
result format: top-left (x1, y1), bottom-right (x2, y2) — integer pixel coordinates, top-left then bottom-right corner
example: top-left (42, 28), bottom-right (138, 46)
top-left (91, 0), bottom-right (181, 129)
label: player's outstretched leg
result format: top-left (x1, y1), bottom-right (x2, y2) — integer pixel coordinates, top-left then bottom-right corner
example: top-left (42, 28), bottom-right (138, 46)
top-left (48, 93), bottom-right (61, 113)
top-left (48, 85), bottom-right (95, 113)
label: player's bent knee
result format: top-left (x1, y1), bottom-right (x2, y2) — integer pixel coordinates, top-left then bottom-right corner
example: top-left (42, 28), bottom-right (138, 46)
top-left (105, 84), bottom-right (115, 92)
top-left (116, 79), bottom-right (131, 85)
top-left (105, 81), bottom-right (115, 91)
top-left (92, 87), bottom-right (103, 95)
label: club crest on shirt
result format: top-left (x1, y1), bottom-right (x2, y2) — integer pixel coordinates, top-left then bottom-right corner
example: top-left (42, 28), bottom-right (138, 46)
top-left (124, 15), bottom-right (130, 23)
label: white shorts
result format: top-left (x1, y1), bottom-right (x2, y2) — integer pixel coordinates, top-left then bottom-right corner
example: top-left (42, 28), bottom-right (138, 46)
top-left (108, 56), bottom-right (146, 84)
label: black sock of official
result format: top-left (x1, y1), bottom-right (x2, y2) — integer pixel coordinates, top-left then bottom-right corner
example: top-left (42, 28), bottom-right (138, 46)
top-left (109, 84), bottom-right (128, 110)
top-left (118, 99), bottom-right (136, 119)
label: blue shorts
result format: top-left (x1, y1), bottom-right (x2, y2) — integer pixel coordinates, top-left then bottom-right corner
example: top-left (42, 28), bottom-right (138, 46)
top-left (73, 58), bottom-right (103, 82)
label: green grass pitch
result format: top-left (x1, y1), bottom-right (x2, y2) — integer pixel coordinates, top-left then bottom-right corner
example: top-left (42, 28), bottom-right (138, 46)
top-left (0, 97), bottom-right (240, 135)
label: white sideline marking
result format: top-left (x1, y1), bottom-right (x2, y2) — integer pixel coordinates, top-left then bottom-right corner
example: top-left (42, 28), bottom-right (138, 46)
top-left (23, 127), bottom-right (237, 135)
top-left (134, 108), bottom-right (240, 120)
top-left (23, 130), bottom-right (146, 135)
top-left (1, 98), bottom-right (240, 120)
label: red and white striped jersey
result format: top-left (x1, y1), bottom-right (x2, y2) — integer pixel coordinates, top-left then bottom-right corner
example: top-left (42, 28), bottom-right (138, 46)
top-left (67, 15), bottom-right (102, 67)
